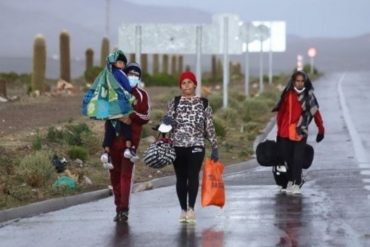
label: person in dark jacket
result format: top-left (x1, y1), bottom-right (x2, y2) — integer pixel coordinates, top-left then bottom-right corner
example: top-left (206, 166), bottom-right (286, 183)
top-left (272, 70), bottom-right (325, 194)
top-left (103, 62), bottom-right (150, 222)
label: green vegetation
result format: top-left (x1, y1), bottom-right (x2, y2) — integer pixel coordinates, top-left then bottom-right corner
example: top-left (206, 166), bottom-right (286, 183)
top-left (67, 146), bottom-right (88, 162)
top-left (16, 151), bottom-right (55, 187)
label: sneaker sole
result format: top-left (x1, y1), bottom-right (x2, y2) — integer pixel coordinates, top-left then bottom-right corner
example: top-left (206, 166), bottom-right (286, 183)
top-left (179, 218), bottom-right (187, 223)
top-left (186, 219), bottom-right (196, 224)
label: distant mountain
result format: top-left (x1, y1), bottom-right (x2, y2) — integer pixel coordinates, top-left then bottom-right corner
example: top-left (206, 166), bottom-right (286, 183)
top-left (0, 0), bottom-right (211, 58)
top-left (0, 0), bottom-right (369, 77)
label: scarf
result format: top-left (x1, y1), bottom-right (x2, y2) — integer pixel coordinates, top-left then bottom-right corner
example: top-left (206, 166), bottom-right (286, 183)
top-left (295, 89), bottom-right (319, 136)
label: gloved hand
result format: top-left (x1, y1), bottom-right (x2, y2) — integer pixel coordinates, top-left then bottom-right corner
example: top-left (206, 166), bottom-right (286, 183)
top-left (211, 148), bottom-right (219, 162)
top-left (162, 116), bottom-right (175, 126)
top-left (100, 153), bottom-right (114, 170)
top-left (316, 133), bottom-right (324, 143)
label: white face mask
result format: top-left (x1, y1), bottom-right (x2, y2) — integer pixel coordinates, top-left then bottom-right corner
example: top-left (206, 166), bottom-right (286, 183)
top-left (128, 75), bottom-right (140, 87)
top-left (294, 87), bottom-right (305, 94)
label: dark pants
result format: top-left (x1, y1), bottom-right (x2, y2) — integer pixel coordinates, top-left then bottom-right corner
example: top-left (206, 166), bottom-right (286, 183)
top-left (277, 136), bottom-right (307, 185)
top-left (173, 146), bottom-right (205, 211)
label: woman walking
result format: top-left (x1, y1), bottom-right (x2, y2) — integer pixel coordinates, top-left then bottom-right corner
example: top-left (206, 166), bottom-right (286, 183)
top-left (162, 71), bottom-right (219, 223)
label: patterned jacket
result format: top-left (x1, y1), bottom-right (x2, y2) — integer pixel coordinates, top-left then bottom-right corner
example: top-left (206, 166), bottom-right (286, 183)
top-left (166, 96), bottom-right (218, 148)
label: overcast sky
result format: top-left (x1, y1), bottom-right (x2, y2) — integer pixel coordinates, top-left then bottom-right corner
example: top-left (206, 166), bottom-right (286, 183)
top-left (127, 0), bottom-right (370, 38)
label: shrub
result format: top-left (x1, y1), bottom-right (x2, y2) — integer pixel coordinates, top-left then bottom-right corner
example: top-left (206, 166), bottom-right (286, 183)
top-left (84, 66), bottom-right (102, 83)
top-left (67, 146), bottom-right (88, 162)
top-left (80, 131), bottom-right (101, 154)
top-left (215, 108), bottom-right (238, 125)
top-left (213, 118), bottom-right (226, 138)
top-left (303, 64), bottom-right (319, 75)
top-left (32, 133), bottom-right (42, 151)
top-left (208, 94), bottom-right (223, 112)
top-left (64, 123), bottom-right (91, 146)
top-left (46, 126), bottom-right (64, 143)
top-left (243, 98), bottom-right (270, 122)
top-left (16, 151), bottom-right (54, 187)
top-left (0, 72), bottom-right (18, 83)
top-left (144, 73), bottom-right (177, 86)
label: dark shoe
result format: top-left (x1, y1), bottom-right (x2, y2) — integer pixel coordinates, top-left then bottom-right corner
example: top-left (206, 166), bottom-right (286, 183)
top-left (117, 211), bottom-right (128, 223)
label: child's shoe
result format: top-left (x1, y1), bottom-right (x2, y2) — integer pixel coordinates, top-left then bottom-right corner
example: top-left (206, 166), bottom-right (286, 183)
top-left (123, 148), bottom-right (140, 163)
top-left (100, 153), bottom-right (113, 170)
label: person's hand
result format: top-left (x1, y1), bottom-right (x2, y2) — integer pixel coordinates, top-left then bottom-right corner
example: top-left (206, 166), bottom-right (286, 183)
top-left (316, 133), bottom-right (324, 143)
top-left (162, 116), bottom-right (175, 126)
top-left (211, 148), bottom-right (219, 162)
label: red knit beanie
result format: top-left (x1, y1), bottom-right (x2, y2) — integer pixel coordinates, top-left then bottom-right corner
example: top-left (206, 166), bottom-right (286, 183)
top-left (179, 71), bottom-right (197, 87)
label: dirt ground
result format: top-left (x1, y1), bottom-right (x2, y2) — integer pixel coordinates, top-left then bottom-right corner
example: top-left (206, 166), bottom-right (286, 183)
top-left (0, 86), bottom-right (174, 138)
top-left (0, 94), bottom-right (83, 137)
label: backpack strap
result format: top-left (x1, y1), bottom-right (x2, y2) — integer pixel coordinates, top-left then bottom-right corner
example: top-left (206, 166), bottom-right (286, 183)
top-left (174, 96), bottom-right (181, 112)
top-left (174, 96), bottom-right (208, 112)
top-left (200, 97), bottom-right (208, 110)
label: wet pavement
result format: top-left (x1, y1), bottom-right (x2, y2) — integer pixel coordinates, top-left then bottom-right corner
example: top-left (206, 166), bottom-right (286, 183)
top-left (1, 72), bottom-right (370, 246)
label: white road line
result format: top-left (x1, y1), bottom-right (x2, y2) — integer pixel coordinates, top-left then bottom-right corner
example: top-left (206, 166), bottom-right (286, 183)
top-left (359, 163), bottom-right (370, 169)
top-left (337, 73), bottom-right (370, 166)
top-left (360, 170), bottom-right (370, 176)
top-left (362, 178), bottom-right (370, 183)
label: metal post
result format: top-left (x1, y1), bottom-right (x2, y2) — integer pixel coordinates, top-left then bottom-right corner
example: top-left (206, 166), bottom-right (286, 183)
top-left (223, 17), bottom-right (229, 108)
top-left (310, 57), bottom-right (314, 74)
top-left (259, 37), bottom-right (264, 93)
top-left (268, 25), bottom-right (273, 85)
top-left (135, 25), bottom-right (142, 66)
top-left (196, 25), bottom-right (202, 96)
top-left (244, 43), bottom-right (249, 97)
top-left (105, 0), bottom-right (111, 38)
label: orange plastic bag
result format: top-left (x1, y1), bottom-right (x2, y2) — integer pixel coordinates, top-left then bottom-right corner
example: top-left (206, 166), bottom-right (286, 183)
top-left (201, 159), bottom-right (225, 208)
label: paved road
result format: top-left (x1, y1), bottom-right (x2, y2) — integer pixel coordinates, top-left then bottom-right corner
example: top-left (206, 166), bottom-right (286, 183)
top-left (1, 72), bottom-right (370, 246)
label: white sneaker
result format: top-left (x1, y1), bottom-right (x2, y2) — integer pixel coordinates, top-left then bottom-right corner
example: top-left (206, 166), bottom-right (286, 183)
top-left (123, 148), bottom-right (139, 162)
top-left (123, 148), bottom-right (133, 159)
top-left (280, 186), bottom-right (287, 193)
top-left (286, 183), bottom-right (301, 195)
top-left (186, 208), bottom-right (196, 223)
top-left (100, 153), bottom-right (113, 170)
top-left (100, 153), bottom-right (109, 163)
top-left (286, 181), bottom-right (293, 189)
top-left (179, 210), bottom-right (187, 223)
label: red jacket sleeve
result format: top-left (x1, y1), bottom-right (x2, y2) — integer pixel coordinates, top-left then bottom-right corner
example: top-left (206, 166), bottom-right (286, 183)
top-left (129, 87), bottom-right (150, 125)
top-left (314, 110), bottom-right (325, 134)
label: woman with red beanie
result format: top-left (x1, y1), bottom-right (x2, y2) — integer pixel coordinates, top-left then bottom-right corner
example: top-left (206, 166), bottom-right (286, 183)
top-left (162, 71), bottom-right (219, 223)
top-left (272, 70), bottom-right (325, 195)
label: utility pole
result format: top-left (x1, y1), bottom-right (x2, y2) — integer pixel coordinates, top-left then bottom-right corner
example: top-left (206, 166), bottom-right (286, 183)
top-left (105, 0), bottom-right (111, 38)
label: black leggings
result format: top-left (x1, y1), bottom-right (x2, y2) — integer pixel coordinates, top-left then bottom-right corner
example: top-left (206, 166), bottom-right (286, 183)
top-left (277, 136), bottom-right (307, 185)
top-left (173, 146), bottom-right (205, 211)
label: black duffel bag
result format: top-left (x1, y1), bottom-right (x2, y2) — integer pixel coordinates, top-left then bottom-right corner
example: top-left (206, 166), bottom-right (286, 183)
top-left (256, 139), bottom-right (314, 169)
top-left (256, 140), bottom-right (283, 167)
